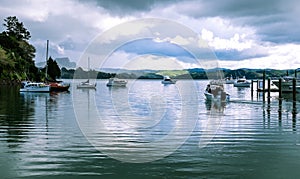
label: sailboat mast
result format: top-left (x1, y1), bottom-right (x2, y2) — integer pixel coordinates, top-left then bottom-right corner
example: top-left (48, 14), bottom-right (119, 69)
top-left (45, 40), bottom-right (49, 79)
top-left (88, 57), bottom-right (90, 81)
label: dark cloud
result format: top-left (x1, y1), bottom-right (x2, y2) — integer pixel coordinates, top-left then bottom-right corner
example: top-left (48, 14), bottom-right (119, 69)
top-left (86, 0), bottom-right (300, 44)
top-left (178, 0), bottom-right (285, 19)
top-left (79, 0), bottom-right (178, 16)
top-left (177, 0), bottom-right (300, 44)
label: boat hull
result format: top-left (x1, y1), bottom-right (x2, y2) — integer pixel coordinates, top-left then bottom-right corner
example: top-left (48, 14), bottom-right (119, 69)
top-left (233, 82), bottom-right (250, 87)
top-left (20, 82), bottom-right (51, 92)
top-left (225, 80), bottom-right (235, 84)
top-left (204, 91), bottom-right (230, 102)
top-left (49, 83), bottom-right (70, 92)
top-left (106, 78), bottom-right (127, 87)
top-left (20, 86), bottom-right (50, 92)
top-left (106, 83), bottom-right (127, 87)
top-left (161, 81), bottom-right (176, 84)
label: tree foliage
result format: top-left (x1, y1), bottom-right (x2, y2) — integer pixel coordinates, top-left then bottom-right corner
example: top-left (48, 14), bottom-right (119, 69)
top-left (3, 16), bottom-right (31, 41)
top-left (45, 56), bottom-right (61, 80)
top-left (0, 16), bottom-right (40, 81)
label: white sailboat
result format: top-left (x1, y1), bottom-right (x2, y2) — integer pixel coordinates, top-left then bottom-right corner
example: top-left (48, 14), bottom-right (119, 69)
top-left (77, 57), bottom-right (96, 89)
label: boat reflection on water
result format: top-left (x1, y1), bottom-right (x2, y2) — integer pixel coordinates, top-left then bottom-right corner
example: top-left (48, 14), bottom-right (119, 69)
top-left (205, 99), bottom-right (226, 114)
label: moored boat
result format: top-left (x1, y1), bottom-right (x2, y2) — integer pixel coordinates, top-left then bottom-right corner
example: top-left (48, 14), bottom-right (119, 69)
top-left (204, 80), bottom-right (230, 102)
top-left (106, 78), bottom-right (127, 87)
top-left (49, 81), bottom-right (70, 92)
top-left (20, 81), bottom-right (50, 92)
top-left (272, 76), bottom-right (300, 93)
top-left (225, 75), bottom-right (235, 84)
top-left (77, 57), bottom-right (96, 89)
top-left (161, 76), bottom-right (176, 84)
top-left (77, 79), bottom-right (96, 89)
top-left (233, 76), bottom-right (250, 87)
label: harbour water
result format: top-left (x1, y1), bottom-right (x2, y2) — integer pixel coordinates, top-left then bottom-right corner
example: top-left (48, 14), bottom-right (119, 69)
top-left (0, 79), bottom-right (300, 178)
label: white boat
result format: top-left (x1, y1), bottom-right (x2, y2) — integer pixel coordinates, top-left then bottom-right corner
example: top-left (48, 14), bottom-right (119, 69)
top-left (204, 81), bottom-right (230, 102)
top-left (106, 78), bottom-right (127, 87)
top-left (20, 81), bottom-right (50, 92)
top-left (161, 76), bottom-right (176, 84)
top-left (233, 76), bottom-right (250, 87)
top-left (272, 76), bottom-right (300, 93)
top-left (225, 75), bottom-right (235, 84)
top-left (77, 79), bottom-right (96, 89)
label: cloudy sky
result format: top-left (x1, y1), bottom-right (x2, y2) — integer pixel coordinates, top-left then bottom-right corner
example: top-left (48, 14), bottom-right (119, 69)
top-left (0, 0), bottom-right (299, 70)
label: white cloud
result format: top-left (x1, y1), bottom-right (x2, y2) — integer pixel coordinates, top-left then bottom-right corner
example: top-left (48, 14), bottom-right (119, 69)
top-left (56, 45), bottom-right (64, 55)
top-left (219, 43), bottom-right (300, 69)
top-left (201, 28), bottom-right (253, 51)
top-left (101, 50), bottom-right (137, 69)
top-left (124, 55), bottom-right (183, 70)
top-left (100, 50), bottom-right (204, 70)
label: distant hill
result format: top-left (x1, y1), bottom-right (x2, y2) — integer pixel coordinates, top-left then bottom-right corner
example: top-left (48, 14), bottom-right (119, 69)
top-left (36, 57), bottom-right (76, 69)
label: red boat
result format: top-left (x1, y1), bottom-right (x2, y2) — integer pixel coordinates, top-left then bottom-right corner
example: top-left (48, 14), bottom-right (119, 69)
top-left (48, 81), bottom-right (70, 92)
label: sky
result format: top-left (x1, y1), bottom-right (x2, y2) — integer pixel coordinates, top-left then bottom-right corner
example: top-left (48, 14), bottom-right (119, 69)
top-left (0, 0), bottom-right (300, 70)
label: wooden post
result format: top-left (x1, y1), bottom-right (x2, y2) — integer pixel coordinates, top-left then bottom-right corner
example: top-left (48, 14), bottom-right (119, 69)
top-left (263, 70), bottom-right (266, 101)
top-left (292, 78), bottom-right (297, 114)
top-left (278, 78), bottom-right (283, 125)
top-left (278, 78), bottom-right (282, 100)
top-left (292, 113), bottom-right (296, 132)
top-left (267, 78), bottom-right (271, 103)
top-left (295, 69), bottom-right (297, 78)
top-left (278, 78), bottom-right (282, 112)
top-left (267, 78), bottom-right (271, 111)
top-left (251, 80), bottom-right (254, 99)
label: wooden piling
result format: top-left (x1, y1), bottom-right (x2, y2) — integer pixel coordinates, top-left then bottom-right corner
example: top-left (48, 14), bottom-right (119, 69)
top-left (267, 78), bottom-right (271, 111)
top-left (292, 78), bottom-right (297, 114)
top-left (278, 78), bottom-right (282, 100)
top-left (263, 70), bottom-right (266, 101)
top-left (251, 80), bottom-right (254, 99)
top-left (278, 78), bottom-right (282, 113)
top-left (267, 78), bottom-right (271, 103)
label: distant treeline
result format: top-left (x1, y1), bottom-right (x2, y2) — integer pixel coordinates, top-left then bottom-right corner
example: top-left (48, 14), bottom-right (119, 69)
top-left (60, 67), bottom-right (299, 80)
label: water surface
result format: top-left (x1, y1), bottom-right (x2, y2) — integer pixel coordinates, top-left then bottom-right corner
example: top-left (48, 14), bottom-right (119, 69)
top-left (0, 80), bottom-right (300, 178)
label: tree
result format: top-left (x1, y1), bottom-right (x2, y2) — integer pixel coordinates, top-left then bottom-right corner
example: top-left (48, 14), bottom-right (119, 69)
top-left (46, 56), bottom-right (61, 80)
top-left (3, 16), bottom-right (31, 41)
top-left (0, 16), bottom-right (40, 81)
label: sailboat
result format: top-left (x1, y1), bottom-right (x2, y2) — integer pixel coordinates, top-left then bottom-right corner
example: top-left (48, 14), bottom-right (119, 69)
top-left (77, 57), bottom-right (96, 89)
top-left (45, 40), bottom-right (70, 92)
